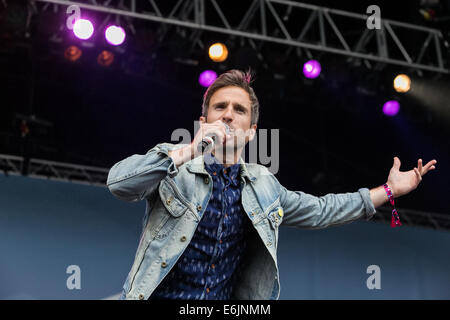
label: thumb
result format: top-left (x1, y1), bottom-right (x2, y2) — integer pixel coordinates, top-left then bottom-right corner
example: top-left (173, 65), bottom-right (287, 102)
top-left (393, 156), bottom-right (401, 170)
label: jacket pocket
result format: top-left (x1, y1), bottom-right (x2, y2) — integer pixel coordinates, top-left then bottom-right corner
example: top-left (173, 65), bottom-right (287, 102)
top-left (158, 179), bottom-right (188, 218)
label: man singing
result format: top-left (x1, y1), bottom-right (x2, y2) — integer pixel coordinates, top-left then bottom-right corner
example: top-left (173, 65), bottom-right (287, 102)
top-left (106, 69), bottom-right (437, 300)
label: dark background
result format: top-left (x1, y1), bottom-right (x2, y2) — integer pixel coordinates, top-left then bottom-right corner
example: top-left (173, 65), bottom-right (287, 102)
top-left (1, 0), bottom-right (449, 215)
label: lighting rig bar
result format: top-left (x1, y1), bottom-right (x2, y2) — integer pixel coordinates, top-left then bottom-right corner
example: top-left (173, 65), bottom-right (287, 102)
top-left (27, 0), bottom-right (449, 74)
top-left (0, 153), bottom-right (109, 187)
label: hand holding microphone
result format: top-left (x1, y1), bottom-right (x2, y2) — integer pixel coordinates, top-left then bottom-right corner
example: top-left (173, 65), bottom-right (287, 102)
top-left (198, 122), bottom-right (231, 153)
top-left (169, 119), bottom-right (233, 168)
top-left (194, 119), bottom-right (231, 154)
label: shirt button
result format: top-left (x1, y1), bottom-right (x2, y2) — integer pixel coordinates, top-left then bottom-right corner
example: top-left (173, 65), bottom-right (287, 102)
top-left (204, 177), bottom-right (209, 184)
top-left (180, 236), bottom-right (186, 242)
top-left (197, 205), bottom-right (202, 211)
top-left (206, 288), bottom-right (210, 293)
top-left (161, 262), bottom-right (167, 268)
top-left (267, 242), bottom-right (272, 247)
top-left (211, 264), bottom-right (215, 269)
top-left (138, 294), bottom-right (144, 300)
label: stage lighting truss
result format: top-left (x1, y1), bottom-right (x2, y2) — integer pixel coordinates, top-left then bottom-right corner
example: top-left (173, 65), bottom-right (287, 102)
top-left (0, 154), bottom-right (109, 187)
top-left (1, 152), bottom-right (449, 231)
top-left (26, 0), bottom-right (449, 75)
top-left (372, 205), bottom-right (450, 232)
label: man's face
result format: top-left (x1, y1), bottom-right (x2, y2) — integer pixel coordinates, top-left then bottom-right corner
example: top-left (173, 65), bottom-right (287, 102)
top-left (200, 86), bottom-right (257, 150)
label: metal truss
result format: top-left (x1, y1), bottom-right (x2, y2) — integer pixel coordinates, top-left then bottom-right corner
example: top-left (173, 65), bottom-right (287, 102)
top-left (27, 0), bottom-right (449, 74)
top-left (0, 153), bottom-right (109, 187)
top-left (371, 205), bottom-right (450, 232)
top-left (1, 153), bottom-right (449, 231)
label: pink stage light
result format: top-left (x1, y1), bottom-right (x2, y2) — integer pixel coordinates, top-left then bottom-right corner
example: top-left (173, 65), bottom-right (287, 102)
top-left (383, 100), bottom-right (400, 116)
top-left (303, 60), bottom-right (321, 79)
top-left (73, 19), bottom-right (94, 40)
top-left (199, 70), bottom-right (217, 87)
top-left (105, 25), bottom-right (126, 46)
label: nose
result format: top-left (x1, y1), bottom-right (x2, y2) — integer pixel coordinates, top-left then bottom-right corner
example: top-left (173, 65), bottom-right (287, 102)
top-left (222, 104), bottom-right (234, 123)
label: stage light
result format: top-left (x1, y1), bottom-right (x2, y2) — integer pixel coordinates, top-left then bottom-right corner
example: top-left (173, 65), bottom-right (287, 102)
top-left (73, 19), bottom-right (94, 40)
top-left (383, 100), bottom-right (400, 116)
top-left (64, 45), bottom-right (82, 62)
top-left (393, 74), bottom-right (411, 93)
top-left (208, 43), bottom-right (228, 62)
top-left (97, 50), bottom-right (114, 67)
top-left (105, 25), bottom-right (126, 46)
top-left (199, 70), bottom-right (217, 87)
top-left (303, 60), bottom-right (321, 79)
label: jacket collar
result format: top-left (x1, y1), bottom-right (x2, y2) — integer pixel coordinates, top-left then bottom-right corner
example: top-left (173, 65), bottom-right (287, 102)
top-left (186, 154), bottom-right (256, 183)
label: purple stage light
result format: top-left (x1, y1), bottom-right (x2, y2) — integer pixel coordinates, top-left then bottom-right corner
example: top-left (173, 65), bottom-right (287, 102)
top-left (199, 70), bottom-right (217, 87)
top-left (383, 100), bottom-right (400, 116)
top-left (303, 60), bottom-right (321, 79)
top-left (73, 19), bottom-right (94, 40)
top-left (105, 25), bottom-right (126, 46)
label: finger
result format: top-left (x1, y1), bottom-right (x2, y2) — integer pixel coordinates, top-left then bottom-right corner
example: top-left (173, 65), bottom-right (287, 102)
top-left (418, 159), bottom-right (423, 174)
top-left (423, 160), bottom-right (437, 173)
top-left (204, 127), bottom-right (224, 142)
top-left (425, 160), bottom-right (437, 168)
top-left (393, 157), bottom-right (401, 170)
top-left (414, 168), bottom-right (422, 181)
top-left (214, 120), bottom-right (225, 127)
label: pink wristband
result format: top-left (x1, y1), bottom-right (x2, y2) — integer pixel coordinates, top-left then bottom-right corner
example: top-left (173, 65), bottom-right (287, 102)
top-left (383, 183), bottom-right (402, 228)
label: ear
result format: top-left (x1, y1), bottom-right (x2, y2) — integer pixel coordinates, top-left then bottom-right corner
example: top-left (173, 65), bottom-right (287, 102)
top-left (248, 124), bottom-right (257, 141)
top-left (199, 116), bottom-right (206, 123)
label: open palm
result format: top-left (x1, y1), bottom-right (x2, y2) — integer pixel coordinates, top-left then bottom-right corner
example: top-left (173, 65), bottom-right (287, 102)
top-left (387, 157), bottom-right (437, 198)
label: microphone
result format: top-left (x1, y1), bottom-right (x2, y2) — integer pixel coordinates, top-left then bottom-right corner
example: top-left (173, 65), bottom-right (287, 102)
top-left (197, 122), bottom-right (231, 153)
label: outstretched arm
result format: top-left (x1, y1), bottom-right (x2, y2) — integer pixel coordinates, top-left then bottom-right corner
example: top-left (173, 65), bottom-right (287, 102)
top-left (278, 156), bottom-right (437, 229)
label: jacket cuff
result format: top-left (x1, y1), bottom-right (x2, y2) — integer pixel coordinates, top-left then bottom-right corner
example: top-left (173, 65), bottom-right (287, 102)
top-left (358, 187), bottom-right (377, 221)
top-left (153, 143), bottom-right (182, 178)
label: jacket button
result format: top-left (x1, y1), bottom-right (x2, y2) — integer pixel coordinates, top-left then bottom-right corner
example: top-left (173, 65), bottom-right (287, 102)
top-left (166, 197), bottom-right (173, 205)
top-left (267, 242), bottom-right (272, 247)
top-left (180, 236), bottom-right (186, 242)
top-left (197, 205), bottom-right (202, 211)
top-left (161, 262), bottom-right (167, 268)
top-left (138, 294), bottom-right (144, 300)
top-left (204, 177), bottom-right (209, 184)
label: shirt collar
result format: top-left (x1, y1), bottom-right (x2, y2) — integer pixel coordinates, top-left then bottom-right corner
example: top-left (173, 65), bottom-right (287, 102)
top-left (204, 153), bottom-right (241, 182)
top-left (185, 153), bottom-right (257, 183)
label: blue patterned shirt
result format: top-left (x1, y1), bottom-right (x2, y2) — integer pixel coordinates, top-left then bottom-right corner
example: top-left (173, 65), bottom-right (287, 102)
top-left (149, 154), bottom-right (250, 300)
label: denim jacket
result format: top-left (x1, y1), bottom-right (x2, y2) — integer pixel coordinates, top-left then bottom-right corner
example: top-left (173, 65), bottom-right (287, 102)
top-left (106, 142), bottom-right (377, 300)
